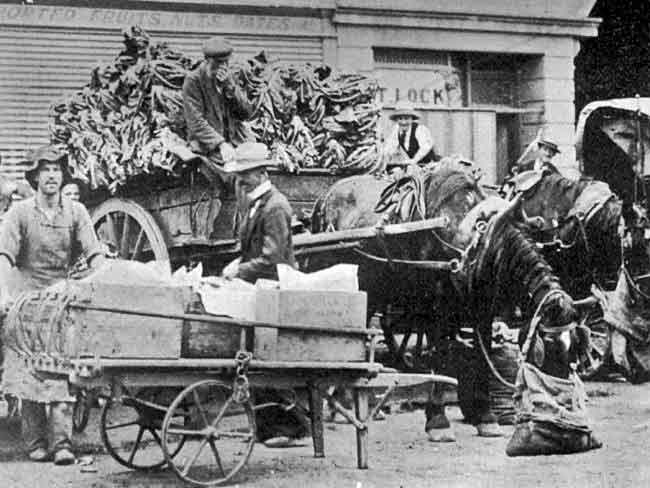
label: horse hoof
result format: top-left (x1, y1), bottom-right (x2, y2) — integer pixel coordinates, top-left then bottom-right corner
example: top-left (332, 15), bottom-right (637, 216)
top-left (427, 427), bottom-right (456, 442)
top-left (476, 423), bottom-right (504, 438)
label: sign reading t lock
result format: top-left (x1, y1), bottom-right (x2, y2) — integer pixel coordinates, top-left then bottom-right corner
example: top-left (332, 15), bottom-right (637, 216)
top-left (375, 67), bottom-right (463, 108)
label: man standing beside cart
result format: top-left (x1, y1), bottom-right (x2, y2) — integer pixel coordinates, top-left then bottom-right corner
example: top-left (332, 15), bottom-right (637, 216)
top-left (0, 145), bottom-right (105, 464)
top-left (221, 142), bottom-right (309, 448)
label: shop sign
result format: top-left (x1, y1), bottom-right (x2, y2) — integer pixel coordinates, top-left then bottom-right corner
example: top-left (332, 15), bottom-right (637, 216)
top-left (0, 4), bottom-right (324, 36)
top-left (375, 67), bottom-right (463, 108)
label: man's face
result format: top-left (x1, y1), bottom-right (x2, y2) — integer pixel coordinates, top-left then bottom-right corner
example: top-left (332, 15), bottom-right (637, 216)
top-left (396, 115), bottom-right (414, 132)
top-left (538, 145), bottom-right (556, 164)
top-left (62, 183), bottom-right (80, 201)
top-left (206, 56), bottom-right (229, 78)
top-left (36, 162), bottom-right (63, 196)
top-left (236, 168), bottom-right (264, 193)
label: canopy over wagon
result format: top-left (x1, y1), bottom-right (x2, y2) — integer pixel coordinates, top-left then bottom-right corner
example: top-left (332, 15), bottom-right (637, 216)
top-left (576, 97), bottom-right (650, 207)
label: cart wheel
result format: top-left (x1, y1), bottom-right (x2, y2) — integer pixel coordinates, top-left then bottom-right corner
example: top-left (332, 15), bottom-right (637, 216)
top-left (382, 313), bottom-right (435, 371)
top-left (73, 390), bottom-right (91, 434)
top-left (91, 198), bottom-right (169, 262)
top-left (162, 380), bottom-right (256, 487)
top-left (575, 312), bottom-right (612, 380)
top-left (100, 387), bottom-right (186, 471)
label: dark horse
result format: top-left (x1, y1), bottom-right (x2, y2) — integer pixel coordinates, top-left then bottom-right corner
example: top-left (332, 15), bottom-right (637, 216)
top-left (505, 169), bottom-right (650, 380)
top-left (305, 167), bottom-right (578, 439)
top-left (506, 169), bottom-right (626, 298)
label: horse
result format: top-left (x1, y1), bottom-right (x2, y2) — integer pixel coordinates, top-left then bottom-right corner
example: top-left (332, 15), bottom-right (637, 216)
top-left (504, 169), bottom-right (650, 380)
top-left (504, 169), bottom-right (627, 298)
top-left (305, 166), bottom-right (579, 440)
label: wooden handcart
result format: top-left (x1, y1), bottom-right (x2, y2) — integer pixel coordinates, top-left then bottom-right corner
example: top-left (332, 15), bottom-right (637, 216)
top-left (21, 286), bottom-right (456, 487)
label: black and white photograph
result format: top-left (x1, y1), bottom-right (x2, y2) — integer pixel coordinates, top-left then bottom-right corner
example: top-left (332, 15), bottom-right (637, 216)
top-left (0, 1), bottom-right (648, 486)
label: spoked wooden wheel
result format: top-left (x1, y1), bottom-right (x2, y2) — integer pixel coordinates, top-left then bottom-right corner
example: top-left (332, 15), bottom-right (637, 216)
top-left (73, 389), bottom-right (92, 434)
top-left (162, 380), bottom-right (256, 487)
top-left (91, 198), bottom-right (169, 262)
top-left (100, 387), bottom-right (186, 471)
top-left (576, 311), bottom-right (612, 380)
top-left (382, 313), bottom-right (436, 371)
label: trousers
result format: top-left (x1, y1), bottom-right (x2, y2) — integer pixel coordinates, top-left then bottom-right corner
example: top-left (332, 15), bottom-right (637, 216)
top-left (21, 400), bottom-right (73, 452)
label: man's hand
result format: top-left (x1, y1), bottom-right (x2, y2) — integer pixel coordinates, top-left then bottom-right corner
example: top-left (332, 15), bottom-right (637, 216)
top-left (215, 65), bottom-right (229, 84)
top-left (221, 257), bottom-right (241, 280)
top-left (220, 142), bottom-right (236, 162)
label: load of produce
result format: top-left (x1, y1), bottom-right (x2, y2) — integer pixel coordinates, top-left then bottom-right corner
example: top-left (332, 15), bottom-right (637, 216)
top-left (49, 26), bottom-right (382, 192)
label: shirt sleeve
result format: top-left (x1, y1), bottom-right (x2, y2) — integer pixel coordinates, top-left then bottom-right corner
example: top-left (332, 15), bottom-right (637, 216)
top-left (383, 125), bottom-right (400, 155)
top-left (415, 125), bottom-right (433, 153)
top-left (0, 204), bottom-right (23, 266)
top-left (73, 203), bottom-right (103, 262)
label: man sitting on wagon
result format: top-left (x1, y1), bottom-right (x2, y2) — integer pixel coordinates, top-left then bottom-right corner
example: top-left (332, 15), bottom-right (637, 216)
top-left (382, 100), bottom-right (441, 177)
top-left (221, 142), bottom-right (309, 448)
top-left (182, 36), bottom-right (255, 178)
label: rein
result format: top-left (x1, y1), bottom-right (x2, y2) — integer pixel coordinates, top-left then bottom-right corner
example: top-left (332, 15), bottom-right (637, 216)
top-left (475, 288), bottom-right (576, 391)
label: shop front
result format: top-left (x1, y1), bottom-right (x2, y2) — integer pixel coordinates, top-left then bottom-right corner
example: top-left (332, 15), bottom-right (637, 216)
top-left (0, 0), bottom-right (599, 183)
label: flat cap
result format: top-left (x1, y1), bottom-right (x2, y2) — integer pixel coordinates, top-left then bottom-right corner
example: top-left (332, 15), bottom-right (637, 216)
top-left (202, 36), bottom-right (233, 59)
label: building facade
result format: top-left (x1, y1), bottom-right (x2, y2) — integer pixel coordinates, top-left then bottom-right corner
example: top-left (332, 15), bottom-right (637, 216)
top-left (0, 0), bottom-right (599, 183)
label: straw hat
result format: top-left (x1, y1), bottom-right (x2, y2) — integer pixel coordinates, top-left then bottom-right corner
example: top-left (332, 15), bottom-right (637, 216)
top-left (222, 142), bottom-right (277, 173)
top-left (390, 100), bottom-right (420, 121)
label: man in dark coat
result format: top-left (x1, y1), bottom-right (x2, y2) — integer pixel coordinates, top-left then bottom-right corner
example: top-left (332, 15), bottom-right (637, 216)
top-left (182, 36), bottom-right (255, 166)
top-left (221, 142), bottom-right (297, 282)
top-left (221, 142), bottom-right (308, 448)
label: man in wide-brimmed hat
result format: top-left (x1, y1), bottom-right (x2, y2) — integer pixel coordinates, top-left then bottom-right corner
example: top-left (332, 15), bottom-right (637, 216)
top-left (221, 142), bottom-right (297, 283)
top-left (382, 100), bottom-right (440, 176)
top-left (0, 144), bottom-right (105, 465)
top-left (221, 142), bottom-right (307, 448)
top-left (182, 36), bottom-right (255, 169)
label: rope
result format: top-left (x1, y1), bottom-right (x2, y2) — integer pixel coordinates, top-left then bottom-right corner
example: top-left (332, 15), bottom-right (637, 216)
top-left (474, 288), bottom-right (573, 391)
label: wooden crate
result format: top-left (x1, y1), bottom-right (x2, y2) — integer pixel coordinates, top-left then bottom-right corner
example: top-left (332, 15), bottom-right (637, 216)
top-left (253, 289), bottom-right (368, 361)
top-left (63, 282), bottom-right (191, 359)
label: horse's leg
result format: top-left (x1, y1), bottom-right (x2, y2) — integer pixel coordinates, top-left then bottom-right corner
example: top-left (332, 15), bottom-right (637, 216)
top-left (424, 382), bottom-right (455, 442)
top-left (472, 323), bottom-right (503, 437)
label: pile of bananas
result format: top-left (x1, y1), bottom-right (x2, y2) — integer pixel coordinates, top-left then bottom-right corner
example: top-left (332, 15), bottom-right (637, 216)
top-left (49, 27), bottom-right (382, 193)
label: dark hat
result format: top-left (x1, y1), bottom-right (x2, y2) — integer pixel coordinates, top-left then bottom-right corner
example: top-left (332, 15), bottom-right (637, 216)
top-left (537, 138), bottom-right (560, 154)
top-left (23, 145), bottom-right (68, 189)
top-left (223, 142), bottom-right (277, 173)
top-left (202, 36), bottom-right (233, 59)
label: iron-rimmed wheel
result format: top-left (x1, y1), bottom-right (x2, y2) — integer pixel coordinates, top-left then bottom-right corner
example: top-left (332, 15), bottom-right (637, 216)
top-left (100, 387), bottom-right (186, 471)
top-left (162, 380), bottom-right (256, 487)
top-left (91, 198), bottom-right (169, 262)
top-left (72, 389), bottom-right (92, 434)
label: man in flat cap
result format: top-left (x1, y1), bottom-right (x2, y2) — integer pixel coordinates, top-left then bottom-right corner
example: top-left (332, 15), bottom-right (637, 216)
top-left (0, 145), bottom-right (105, 465)
top-left (182, 36), bottom-right (255, 170)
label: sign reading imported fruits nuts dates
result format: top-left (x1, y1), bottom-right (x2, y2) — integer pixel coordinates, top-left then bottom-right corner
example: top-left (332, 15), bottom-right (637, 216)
top-left (375, 67), bottom-right (463, 108)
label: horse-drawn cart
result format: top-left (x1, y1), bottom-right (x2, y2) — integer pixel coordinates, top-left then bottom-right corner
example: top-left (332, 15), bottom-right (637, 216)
top-left (16, 280), bottom-right (456, 487)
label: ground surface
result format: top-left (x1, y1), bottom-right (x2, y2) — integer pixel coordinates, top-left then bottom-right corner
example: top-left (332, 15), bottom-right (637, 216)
top-left (0, 381), bottom-right (648, 488)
